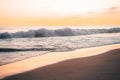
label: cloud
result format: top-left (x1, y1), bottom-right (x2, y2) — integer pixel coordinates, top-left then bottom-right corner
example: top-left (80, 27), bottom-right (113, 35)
top-left (105, 6), bottom-right (120, 13)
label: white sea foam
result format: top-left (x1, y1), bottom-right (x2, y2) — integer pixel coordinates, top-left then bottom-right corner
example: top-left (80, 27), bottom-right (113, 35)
top-left (0, 26), bottom-right (120, 66)
top-left (0, 32), bottom-right (120, 65)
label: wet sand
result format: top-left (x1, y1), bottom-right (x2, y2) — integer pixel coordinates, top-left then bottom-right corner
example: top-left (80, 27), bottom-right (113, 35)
top-left (0, 44), bottom-right (120, 80)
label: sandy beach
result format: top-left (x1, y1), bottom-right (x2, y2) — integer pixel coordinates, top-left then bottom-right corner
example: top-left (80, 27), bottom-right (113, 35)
top-left (0, 44), bottom-right (120, 80)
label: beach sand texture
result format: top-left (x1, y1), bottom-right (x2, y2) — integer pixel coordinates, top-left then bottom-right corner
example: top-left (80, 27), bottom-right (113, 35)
top-left (0, 44), bottom-right (120, 80)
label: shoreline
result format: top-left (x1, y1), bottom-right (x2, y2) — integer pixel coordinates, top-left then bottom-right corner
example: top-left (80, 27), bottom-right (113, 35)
top-left (0, 44), bottom-right (120, 79)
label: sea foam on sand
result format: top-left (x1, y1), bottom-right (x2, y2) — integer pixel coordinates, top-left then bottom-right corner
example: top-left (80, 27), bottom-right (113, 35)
top-left (0, 44), bottom-right (120, 79)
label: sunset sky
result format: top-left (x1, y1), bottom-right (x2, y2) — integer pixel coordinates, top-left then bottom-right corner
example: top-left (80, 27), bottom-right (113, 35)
top-left (0, 0), bottom-right (120, 26)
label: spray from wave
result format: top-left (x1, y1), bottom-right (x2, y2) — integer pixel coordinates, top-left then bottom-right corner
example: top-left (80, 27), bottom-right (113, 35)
top-left (0, 27), bottom-right (120, 39)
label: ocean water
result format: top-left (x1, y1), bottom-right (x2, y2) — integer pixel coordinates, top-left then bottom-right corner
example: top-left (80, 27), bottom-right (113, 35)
top-left (0, 26), bottom-right (120, 66)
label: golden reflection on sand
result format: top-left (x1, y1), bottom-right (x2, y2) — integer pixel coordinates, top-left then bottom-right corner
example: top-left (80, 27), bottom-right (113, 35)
top-left (0, 44), bottom-right (120, 79)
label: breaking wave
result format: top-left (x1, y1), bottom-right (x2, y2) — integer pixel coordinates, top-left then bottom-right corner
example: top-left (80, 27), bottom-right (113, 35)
top-left (0, 27), bottom-right (120, 39)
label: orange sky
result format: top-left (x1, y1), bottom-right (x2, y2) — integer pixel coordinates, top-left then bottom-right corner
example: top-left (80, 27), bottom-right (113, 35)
top-left (0, 0), bottom-right (120, 26)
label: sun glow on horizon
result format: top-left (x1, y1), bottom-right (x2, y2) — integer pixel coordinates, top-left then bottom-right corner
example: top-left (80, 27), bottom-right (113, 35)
top-left (0, 0), bottom-right (120, 17)
top-left (0, 0), bottom-right (120, 26)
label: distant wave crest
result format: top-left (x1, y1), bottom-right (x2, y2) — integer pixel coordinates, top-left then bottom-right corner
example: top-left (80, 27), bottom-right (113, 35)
top-left (0, 27), bottom-right (120, 39)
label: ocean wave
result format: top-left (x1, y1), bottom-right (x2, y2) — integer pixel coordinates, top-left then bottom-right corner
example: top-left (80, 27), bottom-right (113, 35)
top-left (0, 48), bottom-right (56, 52)
top-left (0, 27), bottom-right (120, 39)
